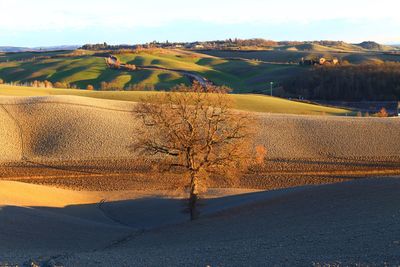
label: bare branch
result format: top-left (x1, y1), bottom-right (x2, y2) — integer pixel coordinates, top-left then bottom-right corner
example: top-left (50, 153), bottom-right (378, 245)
top-left (132, 82), bottom-right (258, 220)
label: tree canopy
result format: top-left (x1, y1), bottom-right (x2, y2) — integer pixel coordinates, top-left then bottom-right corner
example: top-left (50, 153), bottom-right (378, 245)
top-left (133, 82), bottom-right (257, 220)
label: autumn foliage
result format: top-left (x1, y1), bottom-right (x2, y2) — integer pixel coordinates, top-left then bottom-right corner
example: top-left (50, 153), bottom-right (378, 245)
top-left (376, 107), bottom-right (389, 117)
top-left (133, 82), bottom-right (258, 220)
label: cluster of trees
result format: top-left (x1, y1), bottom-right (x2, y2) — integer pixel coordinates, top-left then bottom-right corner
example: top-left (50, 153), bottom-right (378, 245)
top-left (56, 82), bottom-right (78, 89)
top-left (37, 81), bottom-right (79, 89)
top-left (124, 84), bottom-right (155, 91)
top-left (1, 78), bottom-right (155, 92)
top-left (82, 42), bottom-right (118, 50)
top-left (124, 64), bottom-right (137, 71)
top-left (99, 82), bottom-right (155, 91)
top-left (283, 63), bottom-right (400, 101)
top-left (226, 38), bottom-right (277, 47)
top-left (355, 108), bottom-right (390, 118)
top-left (226, 39), bottom-right (345, 47)
top-left (77, 39), bottom-right (399, 53)
top-left (100, 81), bottom-right (122, 91)
top-left (82, 42), bottom-right (155, 51)
top-left (9, 80), bottom-right (153, 91)
top-left (82, 39), bottom-right (371, 52)
top-left (105, 57), bottom-right (136, 71)
top-left (2, 80), bottom-right (79, 89)
top-left (30, 80), bottom-right (54, 88)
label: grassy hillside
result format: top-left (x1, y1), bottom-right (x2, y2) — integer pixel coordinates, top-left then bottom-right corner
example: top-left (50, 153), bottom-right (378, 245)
top-left (279, 41), bottom-right (396, 53)
top-left (2, 48), bottom-right (399, 96)
top-left (0, 53), bottom-right (190, 90)
top-left (0, 84), bottom-right (351, 115)
top-left (0, 49), bottom-right (305, 93)
top-left (200, 50), bottom-right (400, 65)
top-left (0, 50), bottom-right (70, 62)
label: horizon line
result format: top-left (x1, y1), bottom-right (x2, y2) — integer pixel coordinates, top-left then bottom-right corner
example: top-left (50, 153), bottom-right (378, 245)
top-left (1, 39), bottom-right (399, 48)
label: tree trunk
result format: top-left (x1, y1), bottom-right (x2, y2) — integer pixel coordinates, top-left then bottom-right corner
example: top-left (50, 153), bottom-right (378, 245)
top-left (189, 172), bottom-right (199, 221)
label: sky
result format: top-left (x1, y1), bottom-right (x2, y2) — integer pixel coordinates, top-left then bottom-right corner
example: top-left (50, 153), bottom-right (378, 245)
top-left (0, 0), bottom-right (399, 47)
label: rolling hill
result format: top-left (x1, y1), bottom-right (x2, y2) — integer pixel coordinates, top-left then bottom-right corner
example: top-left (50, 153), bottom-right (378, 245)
top-left (0, 95), bottom-right (397, 164)
top-left (0, 45), bottom-right (79, 52)
top-left (356, 41), bottom-right (394, 51)
top-left (0, 49), bottom-right (307, 93)
top-left (0, 84), bottom-right (351, 115)
top-left (1, 45), bottom-right (400, 95)
top-left (281, 41), bottom-right (397, 53)
top-left (201, 49), bottom-right (400, 65)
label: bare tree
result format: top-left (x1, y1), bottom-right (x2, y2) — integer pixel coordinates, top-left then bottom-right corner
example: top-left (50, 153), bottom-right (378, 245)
top-left (133, 82), bottom-right (255, 220)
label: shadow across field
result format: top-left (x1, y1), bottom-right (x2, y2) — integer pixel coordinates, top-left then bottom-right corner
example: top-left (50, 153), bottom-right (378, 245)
top-left (2, 191), bottom-right (270, 259)
top-left (0, 185), bottom-right (309, 240)
top-left (2, 177), bottom-right (400, 266)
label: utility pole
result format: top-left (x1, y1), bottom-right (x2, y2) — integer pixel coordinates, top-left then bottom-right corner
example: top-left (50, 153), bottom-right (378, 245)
top-left (397, 101), bottom-right (400, 117)
top-left (270, 82), bottom-right (274, 97)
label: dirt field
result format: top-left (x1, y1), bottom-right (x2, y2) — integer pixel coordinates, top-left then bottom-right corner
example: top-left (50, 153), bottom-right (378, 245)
top-left (63, 177), bottom-right (400, 266)
top-left (1, 96), bottom-right (400, 266)
top-left (1, 158), bottom-right (400, 191)
top-left (1, 95), bottom-right (399, 191)
top-left (1, 178), bottom-right (399, 266)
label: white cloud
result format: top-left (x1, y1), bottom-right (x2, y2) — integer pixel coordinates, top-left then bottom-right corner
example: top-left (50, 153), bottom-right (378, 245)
top-left (1, 0), bottom-right (400, 32)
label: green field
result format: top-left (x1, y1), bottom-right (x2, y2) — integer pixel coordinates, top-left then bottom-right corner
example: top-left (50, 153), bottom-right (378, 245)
top-left (0, 51), bottom-right (69, 63)
top-left (0, 54), bottom-right (190, 90)
top-left (0, 49), bottom-right (306, 93)
top-left (0, 84), bottom-right (352, 116)
top-left (3, 48), bottom-right (399, 102)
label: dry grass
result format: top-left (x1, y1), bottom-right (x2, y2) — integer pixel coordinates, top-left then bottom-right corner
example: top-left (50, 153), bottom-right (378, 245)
top-left (0, 84), bottom-right (351, 115)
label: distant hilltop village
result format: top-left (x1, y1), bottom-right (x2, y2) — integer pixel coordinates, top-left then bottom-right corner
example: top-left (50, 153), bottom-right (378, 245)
top-left (2, 39), bottom-right (399, 53)
top-left (80, 39), bottom-right (399, 53)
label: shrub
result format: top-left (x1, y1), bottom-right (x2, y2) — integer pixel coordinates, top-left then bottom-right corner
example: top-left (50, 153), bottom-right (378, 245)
top-left (255, 145), bottom-right (267, 165)
top-left (376, 107), bottom-right (389, 117)
top-left (53, 82), bottom-right (70, 88)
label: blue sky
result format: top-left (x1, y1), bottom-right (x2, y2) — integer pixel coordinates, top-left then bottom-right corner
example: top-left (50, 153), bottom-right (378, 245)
top-left (0, 0), bottom-right (399, 47)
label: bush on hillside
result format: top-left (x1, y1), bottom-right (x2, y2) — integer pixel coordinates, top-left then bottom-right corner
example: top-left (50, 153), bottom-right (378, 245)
top-left (376, 108), bottom-right (389, 117)
top-left (54, 82), bottom-right (71, 89)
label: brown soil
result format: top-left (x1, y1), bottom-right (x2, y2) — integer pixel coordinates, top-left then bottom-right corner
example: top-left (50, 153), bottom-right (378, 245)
top-left (2, 157), bottom-right (400, 191)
